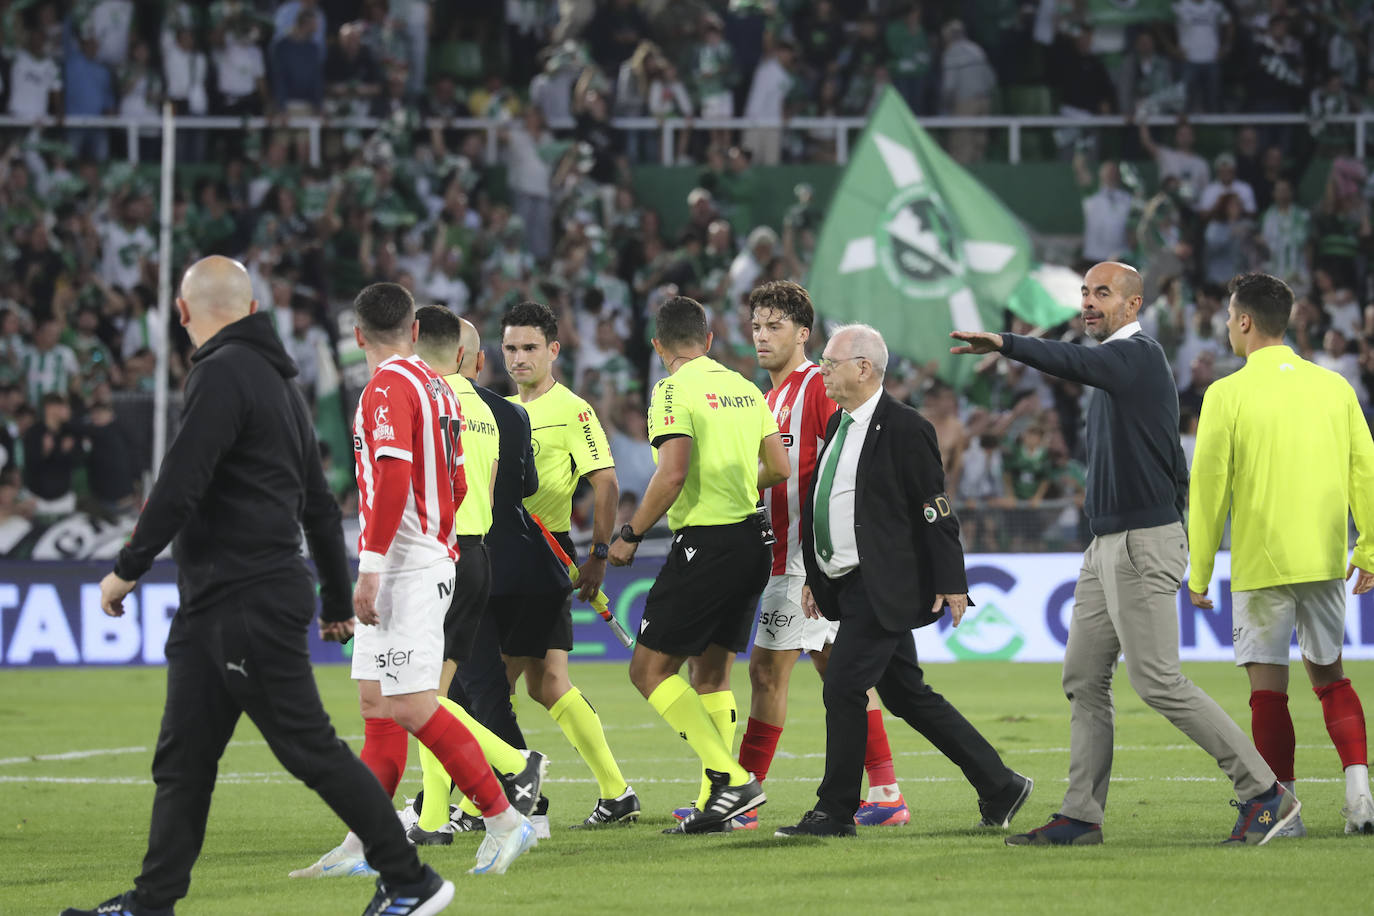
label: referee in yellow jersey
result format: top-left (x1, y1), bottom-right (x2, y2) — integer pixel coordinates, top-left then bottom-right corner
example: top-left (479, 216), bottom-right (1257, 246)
top-left (1189, 273), bottom-right (1374, 835)
top-left (500, 300), bottom-right (638, 827)
top-left (609, 295), bottom-right (791, 835)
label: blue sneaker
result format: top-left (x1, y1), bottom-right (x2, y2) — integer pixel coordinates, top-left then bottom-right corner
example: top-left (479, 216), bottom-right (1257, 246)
top-left (61, 891), bottom-right (172, 916)
top-left (854, 796), bottom-right (911, 826)
top-left (362, 865), bottom-right (454, 916)
top-left (1224, 785), bottom-right (1301, 846)
top-left (671, 804), bottom-right (695, 821)
top-left (469, 815), bottom-right (538, 875)
top-left (1005, 814), bottom-right (1103, 846)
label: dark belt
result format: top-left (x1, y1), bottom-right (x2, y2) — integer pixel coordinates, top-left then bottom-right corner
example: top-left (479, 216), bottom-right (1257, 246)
top-left (676, 518), bottom-right (754, 534)
top-left (456, 534), bottom-right (485, 547)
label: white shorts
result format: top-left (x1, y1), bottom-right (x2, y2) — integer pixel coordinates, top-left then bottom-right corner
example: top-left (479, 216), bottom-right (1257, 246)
top-left (700, 92), bottom-right (733, 119)
top-left (1231, 579), bottom-right (1348, 666)
top-left (753, 575), bottom-right (838, 653)
top-left (351, 560), bottom-right (454, 696)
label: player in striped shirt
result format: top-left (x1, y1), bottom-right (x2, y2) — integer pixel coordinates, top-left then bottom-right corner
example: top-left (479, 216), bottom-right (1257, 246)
top-left (736, 281), bottom-right (908, 827)
top-left (293, 284), bottom-right (536, 880)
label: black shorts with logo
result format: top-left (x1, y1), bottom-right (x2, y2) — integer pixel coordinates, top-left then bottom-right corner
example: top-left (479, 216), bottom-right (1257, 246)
top-left (491, 530), bottom-right (575, 658)
top-left (638, 519), bottom-right (771, 657)
top-left (443, 537), bottom-right (492, 663)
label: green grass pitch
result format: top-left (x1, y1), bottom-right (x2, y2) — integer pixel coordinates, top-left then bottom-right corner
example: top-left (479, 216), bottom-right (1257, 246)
top-left (3, 660), bottom-right (1371, 915)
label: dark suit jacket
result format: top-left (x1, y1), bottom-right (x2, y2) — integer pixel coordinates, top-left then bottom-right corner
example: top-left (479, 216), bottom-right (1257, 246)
top-left (800, 391), bottom-right (968, 632)
top-left (477, 385), bottom-right (571, 597)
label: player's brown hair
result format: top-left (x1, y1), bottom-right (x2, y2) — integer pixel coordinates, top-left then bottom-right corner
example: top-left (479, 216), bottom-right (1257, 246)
top-left (749, 280), bottom-right (815, 331)
top-left (353, 282), bottom-right (415, 338)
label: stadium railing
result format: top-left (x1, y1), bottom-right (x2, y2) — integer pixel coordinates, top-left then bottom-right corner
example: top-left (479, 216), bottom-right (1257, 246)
top-left (0, 111), bottom-right (1362, 166)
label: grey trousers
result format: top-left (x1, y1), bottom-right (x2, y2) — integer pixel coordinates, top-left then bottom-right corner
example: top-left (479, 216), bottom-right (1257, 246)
top-left (1060, 521), bottom-right (1275, 823)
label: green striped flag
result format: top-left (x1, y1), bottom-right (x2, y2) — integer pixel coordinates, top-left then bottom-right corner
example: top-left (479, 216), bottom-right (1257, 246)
top-left (314, 335), bottom-right (354, 498)
top-left (807, 88), bottom-right (1075, 384)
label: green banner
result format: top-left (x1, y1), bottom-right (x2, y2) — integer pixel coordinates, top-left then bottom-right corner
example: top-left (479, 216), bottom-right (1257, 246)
top-left (1086, 0), bottom-right (1173, 27)
top-left (807, 88), bottom-right (1035, 384)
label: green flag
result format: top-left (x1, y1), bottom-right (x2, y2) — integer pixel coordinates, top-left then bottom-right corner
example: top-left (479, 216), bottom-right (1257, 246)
top-left (807, 88), bottom-right (1033, 384)
top-left (1085, 0), bottom-right (1172, 27)
top-left (1007, 264), bottom-right (1082, 329)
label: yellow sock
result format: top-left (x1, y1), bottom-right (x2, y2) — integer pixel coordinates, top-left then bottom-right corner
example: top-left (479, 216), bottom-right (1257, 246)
top-left (550, 686), bottom-right (628, 798)
top-left (417, 739), bottom-right (453, 831)
top-left (458, 794), bottom-right (479, 817)
top-left (438, 696), bottom-right (526, 775)
top-left (647, 676), bottom-right (748, 785)
top-left (694, 690), bottom-right (739, 808)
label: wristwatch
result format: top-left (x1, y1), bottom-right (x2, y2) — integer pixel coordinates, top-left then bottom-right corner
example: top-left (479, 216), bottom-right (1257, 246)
top-left (618, 524), bottom-right (643, 544)
top-left (591, 542), bottom-right (610, 559)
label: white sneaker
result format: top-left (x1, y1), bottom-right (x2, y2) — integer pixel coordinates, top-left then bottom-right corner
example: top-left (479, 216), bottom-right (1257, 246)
top-left (1343, 794), bottom-right (1374, 834)
top-left (1274, 813), bottom-right (1306, 838)
top-left (398, 799), bottom-right (420, 835)
top-left (469, 815), bottom-right (537, 875)
top-left (531, 814), bottom-right (551, 839)
top-left (287, 842), bottom-right (377, 878)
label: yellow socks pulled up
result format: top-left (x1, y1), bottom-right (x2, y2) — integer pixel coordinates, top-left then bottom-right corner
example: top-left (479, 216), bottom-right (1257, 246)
top-left (647, 676), bottom-right (748, 786)
top-left (550, 686), bottom-right (627, 798)
top-left (694, 690), bottom-right (739, 808)
top-left (415, 696), bottom-right (527, 831)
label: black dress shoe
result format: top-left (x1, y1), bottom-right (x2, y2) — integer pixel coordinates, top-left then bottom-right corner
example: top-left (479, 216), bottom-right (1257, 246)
top-left (774, 809), bottom-right (857, 838)
top-left (977, 771), bottom-right (1034, 828)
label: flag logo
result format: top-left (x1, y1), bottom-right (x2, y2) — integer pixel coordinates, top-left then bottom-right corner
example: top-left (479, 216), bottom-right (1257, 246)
top-left (879, 187), bottom-right (965, 296)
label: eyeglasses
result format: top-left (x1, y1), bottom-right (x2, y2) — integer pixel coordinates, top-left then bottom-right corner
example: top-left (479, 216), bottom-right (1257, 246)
top-left (818, 355), bottom-right (867, 371)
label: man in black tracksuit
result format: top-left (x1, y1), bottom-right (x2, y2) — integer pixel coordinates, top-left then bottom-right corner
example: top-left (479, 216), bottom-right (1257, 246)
top-left (66, 257), bottom-right (452, 916)
top-left (450, 383), bottom-right (571, 746)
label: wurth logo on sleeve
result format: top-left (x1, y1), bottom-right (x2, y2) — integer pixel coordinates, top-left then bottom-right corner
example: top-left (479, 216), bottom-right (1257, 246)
top-left (578, 410), bottom-right (592, 422)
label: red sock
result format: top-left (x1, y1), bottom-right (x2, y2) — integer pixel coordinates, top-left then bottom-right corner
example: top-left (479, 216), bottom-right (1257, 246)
top-left (359, 717), bottom-right (409, 797)
top-left (738, 717), bottom-right (783, 783)
top-left (1315, 678), bottom-right (1368, 768)
top-left (414, 707), bottom-right (510, 816)
top-left (1248, 690), bottom-right (1295, 782)
top-left (864, 708), bottom-right (897, 789)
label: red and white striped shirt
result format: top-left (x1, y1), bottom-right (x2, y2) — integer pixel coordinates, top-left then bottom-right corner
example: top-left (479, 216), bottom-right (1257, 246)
top-left (763, 360), bottom-right (837, 576)
top-left (353, 354), bottom-right (466, 573)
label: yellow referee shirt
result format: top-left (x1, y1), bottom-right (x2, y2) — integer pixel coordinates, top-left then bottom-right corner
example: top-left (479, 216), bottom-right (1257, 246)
top-left (647, 355), bottom-right (779, 531)
top-left (510, 382), bottom-right (615, 532)
top-left (444, 373), bottom-right (499, 536)
top-left (1188, 345), bottom-right (1374, 593)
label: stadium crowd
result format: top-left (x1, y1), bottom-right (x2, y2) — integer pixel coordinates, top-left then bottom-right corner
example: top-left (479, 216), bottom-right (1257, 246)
top-left (2, 0), bottom-right (1374, 552)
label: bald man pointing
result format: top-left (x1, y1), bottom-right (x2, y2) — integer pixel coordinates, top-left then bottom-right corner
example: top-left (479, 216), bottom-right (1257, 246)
top-left (73, 258), bottom-right (455, 916)
top-left (951, 261), bottom-right (1296, 847)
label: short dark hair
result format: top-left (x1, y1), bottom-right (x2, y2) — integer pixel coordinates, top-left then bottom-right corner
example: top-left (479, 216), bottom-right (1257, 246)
top-left (353, 282), bottom-right (415, 338)
top-left (415, 304), bottom-right (463, 349)
top-left (656, 296), bottom-right (709, 348)
top-left (1227, 272), bottom-right (1293, 337)
top-left (501, 300), bottom-right (559, 343)
top-left (749, 280), bottom-right (814, 330)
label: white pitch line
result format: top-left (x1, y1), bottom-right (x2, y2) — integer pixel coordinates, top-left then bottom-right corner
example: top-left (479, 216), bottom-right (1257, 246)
top-left (0, 746), bottom-right (149, 766)
top-left (0, 774), bottom-right (1347, 787)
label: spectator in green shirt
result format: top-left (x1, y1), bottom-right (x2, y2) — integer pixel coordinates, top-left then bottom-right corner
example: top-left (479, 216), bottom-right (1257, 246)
top-left (885, 2), bottom-right (933, 115)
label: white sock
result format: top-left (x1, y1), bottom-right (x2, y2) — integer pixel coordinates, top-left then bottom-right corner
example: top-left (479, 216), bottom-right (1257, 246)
top-left (484, 805), bottom-right (521, 834)
top-left (1280, 780), bottom-right (1297, 799)
top-left (866, 783), bottom-right (900, 803)
top-left (340, 831), bottom-right (364, 856)
top-left (1346, 764), bottom-right (1370, 802)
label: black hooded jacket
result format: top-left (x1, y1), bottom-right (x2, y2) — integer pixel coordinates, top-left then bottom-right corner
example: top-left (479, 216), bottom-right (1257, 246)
top-left (114, 311), bottom-right (352, 621)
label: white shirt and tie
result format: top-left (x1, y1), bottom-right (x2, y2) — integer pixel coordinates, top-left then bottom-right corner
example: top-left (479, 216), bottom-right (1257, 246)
top-left (814, 387), bottom-right (883, 579)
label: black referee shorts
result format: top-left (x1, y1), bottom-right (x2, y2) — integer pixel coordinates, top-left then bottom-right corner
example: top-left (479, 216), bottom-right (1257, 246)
top-left (638, 519), bottom-right (771, 657)
top-left (491, 531), bottom-right (575, 658)
top-left (443, 536), bottom-right (492, 663)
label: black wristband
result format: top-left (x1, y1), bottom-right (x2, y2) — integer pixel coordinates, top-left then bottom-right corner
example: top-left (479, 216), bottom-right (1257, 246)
top-left (619, 524), bottom-right (643, 544)
top-left (592, 542), bottom-right (609, 559)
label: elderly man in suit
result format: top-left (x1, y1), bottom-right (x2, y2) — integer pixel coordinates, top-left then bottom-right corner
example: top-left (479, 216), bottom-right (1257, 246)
top-left (775, 323), bottom-right (1032, 838)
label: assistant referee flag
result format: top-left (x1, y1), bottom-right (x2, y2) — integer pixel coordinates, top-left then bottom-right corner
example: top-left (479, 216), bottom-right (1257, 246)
top-left (1188, 344), bottom-right (1374, 593)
